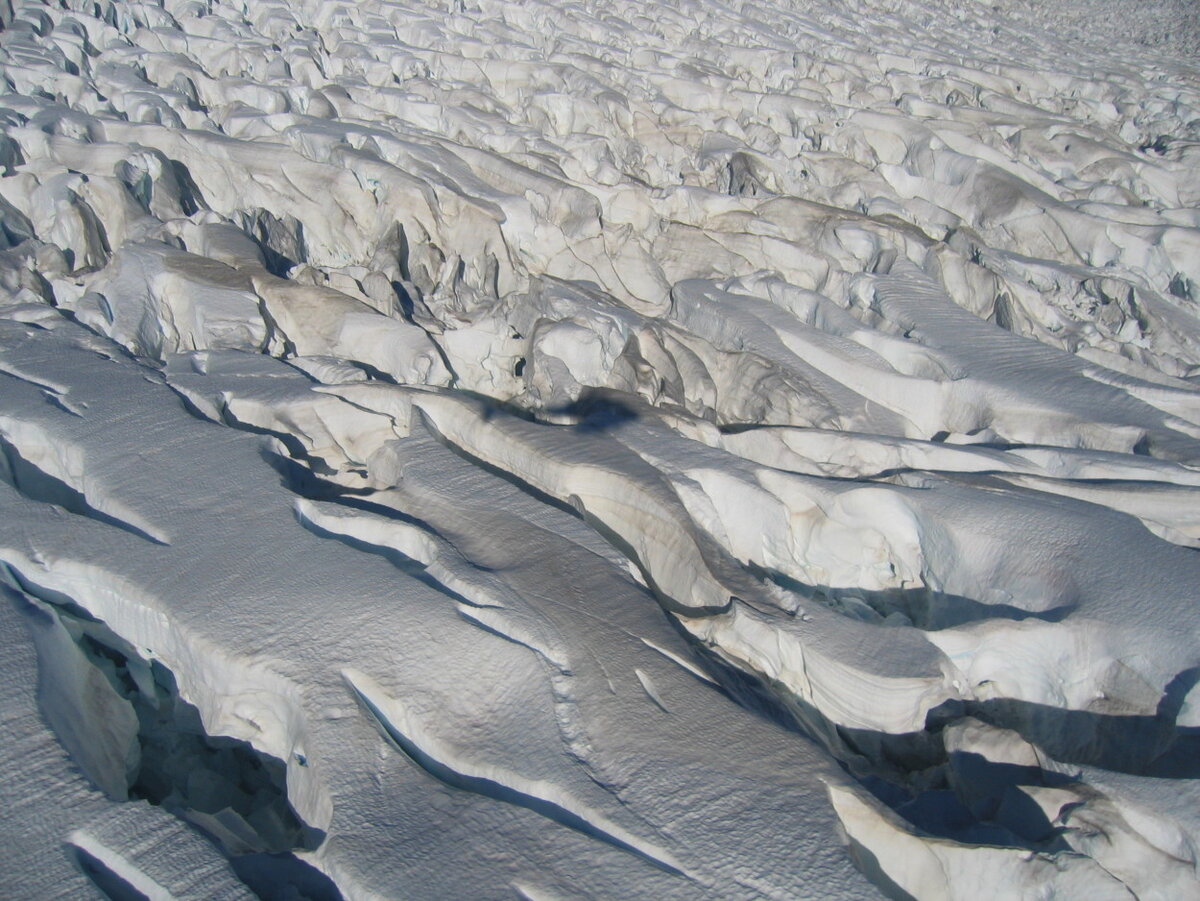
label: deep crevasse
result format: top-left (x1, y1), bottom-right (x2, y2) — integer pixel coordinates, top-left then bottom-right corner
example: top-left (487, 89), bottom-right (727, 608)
top-left (0, 0), bottom-right (1198, 897)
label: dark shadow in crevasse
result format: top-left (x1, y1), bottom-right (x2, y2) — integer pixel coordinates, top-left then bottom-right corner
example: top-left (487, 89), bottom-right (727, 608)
top-left (169, 160), bottom-right (208, 217)
top-left (753, 564), bottom-right (1075, 630)
top-left (966, 666), bottom-right (1200, 779)
top-left (10, 583), bottom-right (341, 901)
top-left (234, 208), bottom-right (307, 278)
top-left (0, 433), bottom-right (167, 545)
top-left (69, 846), bottom-right (150, 901)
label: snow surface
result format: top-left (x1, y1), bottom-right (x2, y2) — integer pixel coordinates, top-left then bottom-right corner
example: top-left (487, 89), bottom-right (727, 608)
top-left (0, 0), bottom-right (1198, 897)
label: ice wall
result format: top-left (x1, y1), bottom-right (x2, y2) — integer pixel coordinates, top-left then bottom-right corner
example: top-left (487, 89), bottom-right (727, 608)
top-left (0, 0), bottom-right (1198, 897)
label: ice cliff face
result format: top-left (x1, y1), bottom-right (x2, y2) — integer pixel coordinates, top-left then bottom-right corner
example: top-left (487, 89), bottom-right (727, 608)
top-left (0, 0), bottom-right (1198, 898)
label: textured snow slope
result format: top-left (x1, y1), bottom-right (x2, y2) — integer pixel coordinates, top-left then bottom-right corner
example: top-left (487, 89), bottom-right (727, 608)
top-left (0, 0), bottom-right (1198, 898)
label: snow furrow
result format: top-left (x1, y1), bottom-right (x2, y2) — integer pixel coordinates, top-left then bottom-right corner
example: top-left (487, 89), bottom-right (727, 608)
top-left (1, 0), bottom-right (1198, 896)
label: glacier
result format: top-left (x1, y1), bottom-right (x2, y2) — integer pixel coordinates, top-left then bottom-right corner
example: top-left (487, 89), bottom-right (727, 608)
top-left (0, 0), bottom-right (1198, 897)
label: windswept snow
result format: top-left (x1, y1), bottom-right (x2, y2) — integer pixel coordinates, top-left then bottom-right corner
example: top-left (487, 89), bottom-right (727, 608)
top-left (0, 0), bottom-right (1198, 897)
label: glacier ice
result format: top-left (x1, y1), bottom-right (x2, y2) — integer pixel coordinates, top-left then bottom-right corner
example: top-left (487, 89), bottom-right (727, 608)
top-left (0, 0), bottom-right (1198, 897)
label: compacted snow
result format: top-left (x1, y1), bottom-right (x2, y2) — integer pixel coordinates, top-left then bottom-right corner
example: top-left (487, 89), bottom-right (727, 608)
top-left (0, 0), bottom-right (1198, 897)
